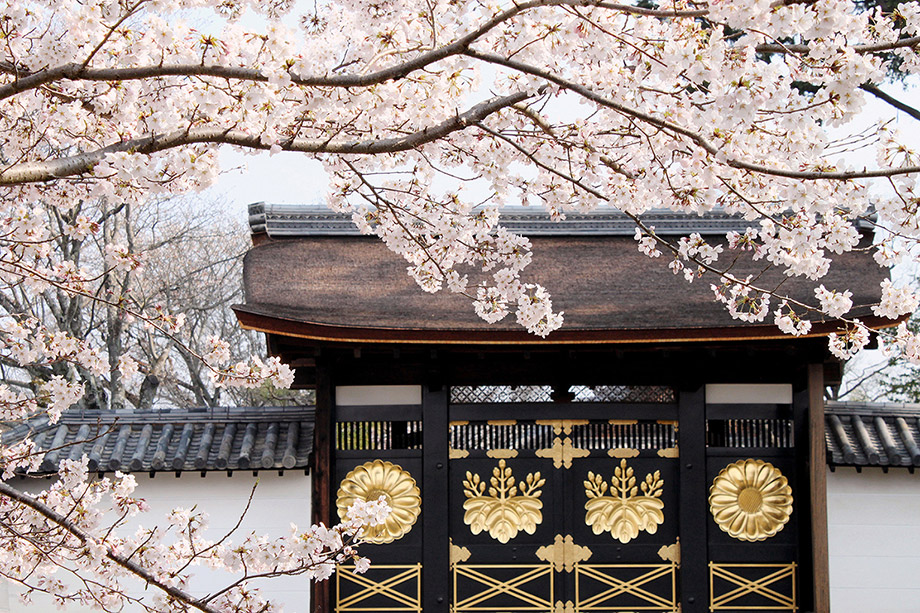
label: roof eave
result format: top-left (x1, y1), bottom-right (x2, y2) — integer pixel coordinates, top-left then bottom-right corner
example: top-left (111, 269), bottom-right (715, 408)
top-left (234, 305), bottom-right (902, 346)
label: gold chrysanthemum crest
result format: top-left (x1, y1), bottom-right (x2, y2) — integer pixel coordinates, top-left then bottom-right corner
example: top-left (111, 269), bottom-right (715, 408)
top-left (584, 459), bottom-right (665, 544)
top-left (336, 459), bottom-right (421, 544)
top-left (709, 459), bottom-right (793, 542)
top-left (462, 459), bottom-right (545, 543)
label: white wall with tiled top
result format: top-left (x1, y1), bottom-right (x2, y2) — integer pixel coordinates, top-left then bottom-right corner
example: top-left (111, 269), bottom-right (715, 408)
top-left (6, 463), bottom-right (918, 612)
top-left (2, 472), bottom-right (313, 613)
top-left (827, 468), bottom-right (920, 613)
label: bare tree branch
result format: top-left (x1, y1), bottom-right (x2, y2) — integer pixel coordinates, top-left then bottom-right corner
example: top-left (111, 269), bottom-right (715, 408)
top-left (860, 83), bottom-right (920, 122)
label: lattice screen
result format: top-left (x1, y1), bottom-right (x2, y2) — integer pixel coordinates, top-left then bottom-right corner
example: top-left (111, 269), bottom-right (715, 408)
top-left (450, 385), bottom-right (675, 404)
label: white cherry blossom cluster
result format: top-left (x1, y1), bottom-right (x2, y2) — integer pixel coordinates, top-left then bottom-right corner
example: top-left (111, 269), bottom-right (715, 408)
top-left (828, 320), bottom-right (871, 360)
top-left (815, 285), bottom-right (854, 319)
top-left (211, 355), bottom-right (295, 389)
top-left (883, 321), bottom-right (920, 363)
top-left (873, 279), bottom-right (919, 319)
top-left (774, 302), bottom-right (814, 337)
top-left (0, 454), bottom-right (385, 612)
top-left (712, 278), bottom-right (771, 323)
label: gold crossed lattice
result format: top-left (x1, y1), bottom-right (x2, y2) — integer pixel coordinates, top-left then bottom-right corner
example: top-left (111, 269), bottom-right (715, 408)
top-left (576, 563), bottom-right (678, 612)
top-left (453, 564), bottom-right (554, 611)
top-left (336, 564), bottom-right (422, 612)
top-left (709, 562), bottom-right (797, 611)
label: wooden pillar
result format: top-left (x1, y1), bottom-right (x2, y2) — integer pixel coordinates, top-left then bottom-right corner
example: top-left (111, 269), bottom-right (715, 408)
top-left (808, 363), bottom-right (830, 612)
top-left (678, 386), bottom-right (707, 613)
top-left (421, 385), bottom-right (450, 612)
top-left (311, 366), bottom-right (334, 613)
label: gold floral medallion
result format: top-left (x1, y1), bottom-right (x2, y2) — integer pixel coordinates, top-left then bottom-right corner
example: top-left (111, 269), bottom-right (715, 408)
top-left (584, 459), bottom-right (665, 544)
top-left (462, 460), bottom-right (545, 543)
top-left (709, 459), bottom-right (793, 542)
top-left (336, 459), bottom-right (421, 544)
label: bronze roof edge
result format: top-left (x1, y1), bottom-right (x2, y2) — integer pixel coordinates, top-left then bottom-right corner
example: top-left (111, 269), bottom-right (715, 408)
top-left (233, 304), bottom-right (902, 346)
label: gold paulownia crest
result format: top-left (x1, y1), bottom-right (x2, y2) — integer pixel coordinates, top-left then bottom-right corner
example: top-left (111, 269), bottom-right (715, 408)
top-left (584, 459), bottom-right (665, 544)
top-left (709, 459), bottom-right (793, 542)
top-left (336, 459), bottom-right (421, 544)
top-left (462, 459), bottom-right (545, 543)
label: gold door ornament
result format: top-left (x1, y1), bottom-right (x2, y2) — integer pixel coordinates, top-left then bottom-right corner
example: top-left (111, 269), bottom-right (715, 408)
top-left (535, 534), bottom-right (593, 573)
top-left (462, 459), bottom-right (545, 543)
top-left (709, 459), bottom-right (793, 542)
top-left (584, 459), bottom-right (665, 544)
top-left (536, 436), bottom-right (590, 469)
top-left (336, 460), bottom-right (421, 544)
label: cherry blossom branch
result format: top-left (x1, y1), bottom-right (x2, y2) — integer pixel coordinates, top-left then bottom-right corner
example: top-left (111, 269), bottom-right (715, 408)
top-left (0, 91), bottom-right (532, 184)
top-left (755, 35), bottom-right (920, 55)
top-left (1, 1), bottom-right (897, 104)
top-left (0, 0), bottom-right (708, 102)
top-left (474, 119), bottom-right (882, 335)
top-left (0, 481), bottom-right (220, 613)
top-left (463, 48), bottom-right (920, 180)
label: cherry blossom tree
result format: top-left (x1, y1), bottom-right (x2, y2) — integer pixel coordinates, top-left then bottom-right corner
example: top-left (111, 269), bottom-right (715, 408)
top-left (2, 0), bottom-right (920, 609)
top-left (0, 195), bottom-right (300, 412)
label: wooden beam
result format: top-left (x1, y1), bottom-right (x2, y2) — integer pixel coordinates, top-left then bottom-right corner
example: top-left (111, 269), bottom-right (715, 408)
top-left (809, 363), bottom-right (830, 612)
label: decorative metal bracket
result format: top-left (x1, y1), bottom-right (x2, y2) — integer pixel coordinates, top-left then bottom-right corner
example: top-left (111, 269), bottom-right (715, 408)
top-left (536, 436), bottom-right (590, 469)
top-left (535, 534), bottom-right (593, 573)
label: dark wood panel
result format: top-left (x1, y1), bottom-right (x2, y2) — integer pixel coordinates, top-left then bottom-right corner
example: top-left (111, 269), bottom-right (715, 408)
top-left (422, 386), bottom-right (450, 613)
top-left (336, 404), bottom-right (423, 421)
top-left (679, 387), bottom-right (708, 613)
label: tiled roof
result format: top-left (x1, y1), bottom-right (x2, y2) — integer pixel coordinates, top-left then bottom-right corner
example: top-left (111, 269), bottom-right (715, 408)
top-left (2, 407), bottom-right (314, 474)
top-left (248, 202), bottom-right (765, 237)
top-left (825, 402), bottom-right (920, 470)
top-left (10, 401), bottom-right (919, 474)
top-left (248, 203), bottom-right (875, 238)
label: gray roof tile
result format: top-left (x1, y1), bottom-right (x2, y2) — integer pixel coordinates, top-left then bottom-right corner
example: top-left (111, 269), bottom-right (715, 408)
top-left (248, 202), bottom-right (766, 237)
top-left (10, 401), bottom-right (920, 474)
top-left (3, 407), bottom-right (314, 474)
top-left (825, 402), bottom-right (920, 470)
top-left (249, 203), bottom-right (875, 238)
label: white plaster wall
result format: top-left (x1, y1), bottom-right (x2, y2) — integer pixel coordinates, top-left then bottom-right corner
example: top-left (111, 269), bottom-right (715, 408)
top-left (4, 471), bottom-right (313, 613)
top-left (827, 468), bottom-right (920, 613)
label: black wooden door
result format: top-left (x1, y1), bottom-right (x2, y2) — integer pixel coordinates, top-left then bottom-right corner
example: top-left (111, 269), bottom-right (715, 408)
top-left (330, 384), bottom-right (805, 613)
top-left (448, 388), bottom-right (681, 613)
top-left (333, 405), bottom-right (425, 613)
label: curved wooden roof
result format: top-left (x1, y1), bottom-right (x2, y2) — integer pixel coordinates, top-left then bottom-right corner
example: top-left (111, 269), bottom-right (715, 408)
top-left (236, 206), bottom-right (892, 345)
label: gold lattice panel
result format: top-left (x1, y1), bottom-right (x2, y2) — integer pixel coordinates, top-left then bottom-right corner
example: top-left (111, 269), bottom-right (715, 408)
top-left (575, 563), bottom-right (678, 612)
top-left (453, 563), bottom-right (554, 612)
top-left (336, 564), bottom-right (422, 612)
top-left (709, 562), bottom-right (797, 611)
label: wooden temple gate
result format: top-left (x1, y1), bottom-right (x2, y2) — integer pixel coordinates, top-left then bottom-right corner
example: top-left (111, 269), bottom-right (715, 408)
top-left (235, 205), bottom-right (887, 612)
top-left (331, 382), bottom-right (807, 613)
